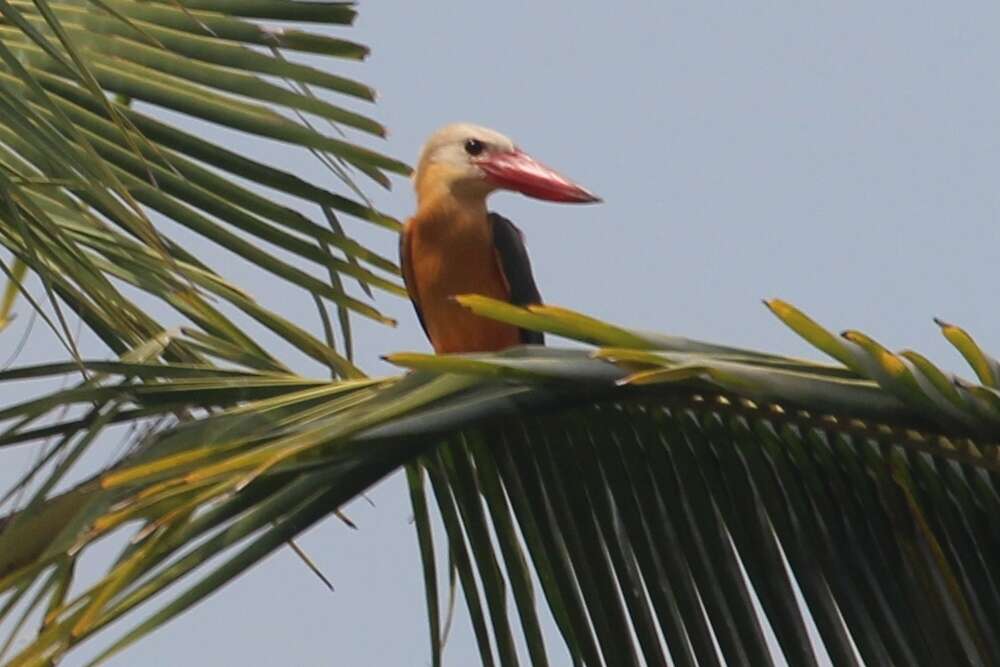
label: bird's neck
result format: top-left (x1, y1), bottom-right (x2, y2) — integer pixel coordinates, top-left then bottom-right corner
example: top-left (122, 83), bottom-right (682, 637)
top-left (415, 184), bottom-right (489, 241)
top-left (412, 196), bottom-right (490, 250)
top-left (414, 163), bottom-right (490, 223)
top-left (417, 191), bottom-right (487, 221)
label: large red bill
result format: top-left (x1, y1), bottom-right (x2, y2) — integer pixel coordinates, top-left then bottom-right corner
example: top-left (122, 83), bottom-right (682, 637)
top-left (476, 149), bottom-right (601, 203)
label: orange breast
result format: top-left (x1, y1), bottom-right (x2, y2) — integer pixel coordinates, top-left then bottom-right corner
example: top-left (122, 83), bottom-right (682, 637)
top-left (406, 208), bottom-right (520, 353)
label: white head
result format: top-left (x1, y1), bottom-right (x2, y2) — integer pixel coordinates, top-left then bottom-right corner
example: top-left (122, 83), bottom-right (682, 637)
top-left (413, 122), bottom-right (600, 206)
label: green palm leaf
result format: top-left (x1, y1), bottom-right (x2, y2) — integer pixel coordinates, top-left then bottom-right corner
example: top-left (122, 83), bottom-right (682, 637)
top-left (0, 0), bottom-right (405, 372)
top-left (0, 299), bottom-right (998, 665)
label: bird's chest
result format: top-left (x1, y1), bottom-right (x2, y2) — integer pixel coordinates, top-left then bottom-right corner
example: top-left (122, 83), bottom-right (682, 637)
top-left (408, 215), bottom-right (518, 352)
top-left (411, 223), bottom-right (507, 298)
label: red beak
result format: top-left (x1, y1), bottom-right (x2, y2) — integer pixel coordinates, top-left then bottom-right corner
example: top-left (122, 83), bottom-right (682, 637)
top-left (475, 149), bottom-right (601, 203)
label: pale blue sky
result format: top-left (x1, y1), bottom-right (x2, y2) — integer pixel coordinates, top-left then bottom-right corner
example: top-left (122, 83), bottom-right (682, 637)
top-left (2, 2), bottom-right (999, 665)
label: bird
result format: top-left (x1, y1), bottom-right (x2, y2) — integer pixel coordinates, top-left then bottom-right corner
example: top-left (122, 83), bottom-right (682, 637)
top-left (400, 123), bottom-right (600, 354)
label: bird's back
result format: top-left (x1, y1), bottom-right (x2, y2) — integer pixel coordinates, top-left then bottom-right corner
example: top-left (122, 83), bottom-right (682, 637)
top-left (488, 213), bottom-right (544, 345)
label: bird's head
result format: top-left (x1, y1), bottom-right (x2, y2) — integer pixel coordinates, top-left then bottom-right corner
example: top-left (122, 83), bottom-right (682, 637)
top-left (414, 123), bottom-right (600, 206)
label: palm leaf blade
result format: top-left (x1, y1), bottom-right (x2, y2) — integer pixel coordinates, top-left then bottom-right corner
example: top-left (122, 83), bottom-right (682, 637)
top-left (1, 301), bottom-right (1000, 663)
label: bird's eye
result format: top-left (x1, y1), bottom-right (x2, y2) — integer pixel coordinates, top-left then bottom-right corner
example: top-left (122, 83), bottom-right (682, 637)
top-left (464, 138), bottom-right (485, 156)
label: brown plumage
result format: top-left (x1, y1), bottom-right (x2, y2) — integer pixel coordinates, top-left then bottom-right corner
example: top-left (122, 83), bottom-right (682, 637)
top-left (401, 123), bottom-right (599, 354)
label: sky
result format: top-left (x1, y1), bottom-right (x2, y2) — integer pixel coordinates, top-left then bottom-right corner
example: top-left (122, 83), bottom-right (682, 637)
top-left (2, 1), bottom-right (1000, 665)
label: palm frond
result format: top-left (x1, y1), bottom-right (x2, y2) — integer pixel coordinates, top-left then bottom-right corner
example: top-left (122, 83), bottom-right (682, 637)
top-left (0, 298), bottom-right (998, 665)
top-left (0, 0), bottom-right (406, 371)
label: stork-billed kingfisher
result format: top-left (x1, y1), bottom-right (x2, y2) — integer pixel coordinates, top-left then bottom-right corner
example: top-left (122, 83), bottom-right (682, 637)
top-left (401, 123), bottom-right (600, 353)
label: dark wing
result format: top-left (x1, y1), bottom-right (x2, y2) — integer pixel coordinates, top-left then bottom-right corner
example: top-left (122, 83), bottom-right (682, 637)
top-left (489, 212), bottom-right (545, 345)
top-left (399, 225), bottom-right (430, 342)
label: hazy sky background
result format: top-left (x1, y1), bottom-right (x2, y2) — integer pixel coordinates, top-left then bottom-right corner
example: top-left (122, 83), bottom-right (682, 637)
top-left (2, 2), bottom-right (998, 665)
